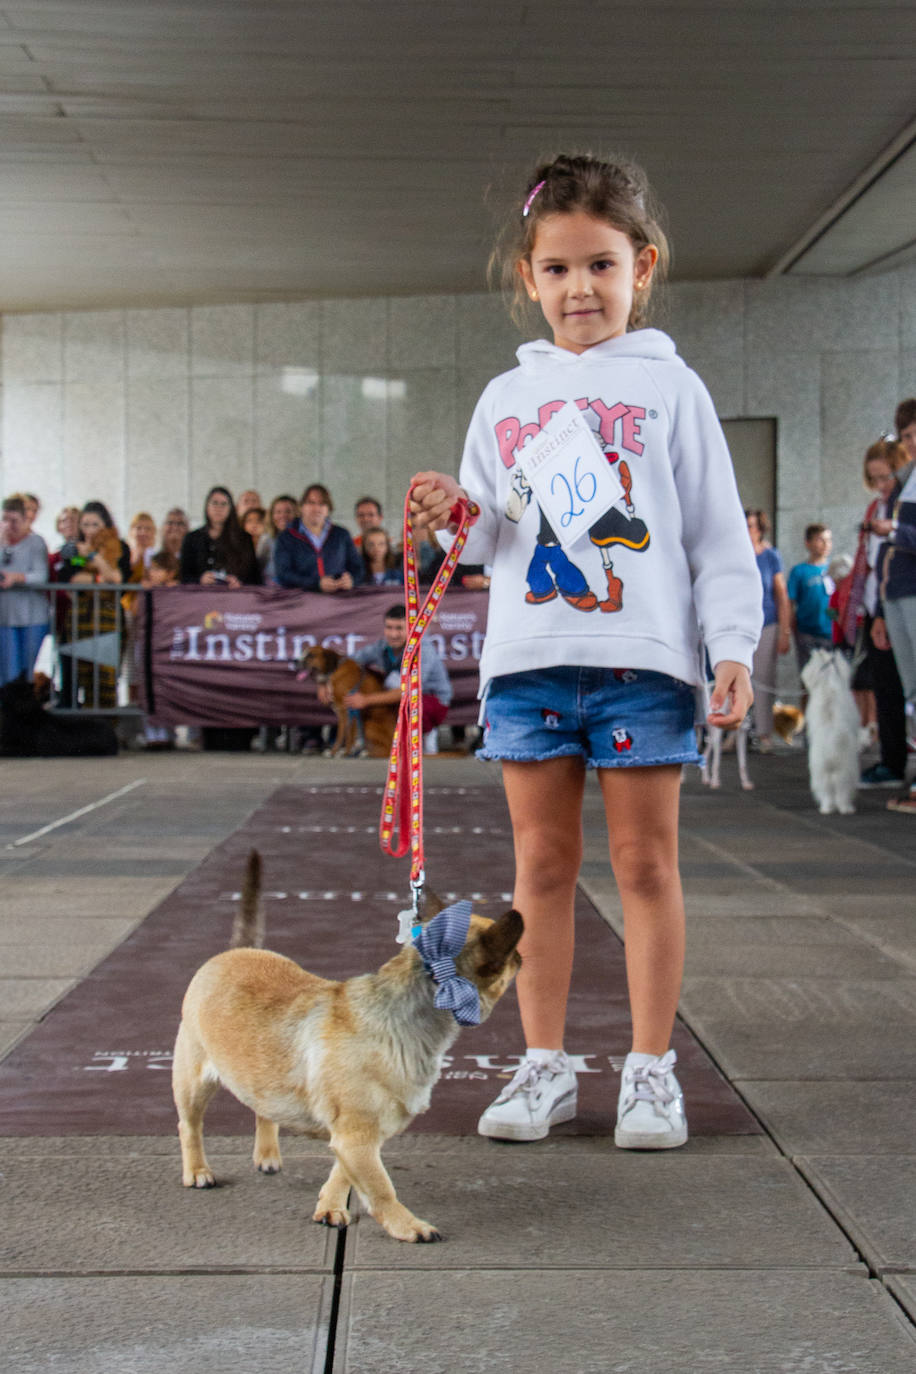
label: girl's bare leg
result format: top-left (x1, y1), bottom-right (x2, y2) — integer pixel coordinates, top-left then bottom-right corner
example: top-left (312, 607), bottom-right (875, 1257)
top-left (597, 765), bottom-right (685, 1055)
top-left (501, 756), bottom-right (586, 1050)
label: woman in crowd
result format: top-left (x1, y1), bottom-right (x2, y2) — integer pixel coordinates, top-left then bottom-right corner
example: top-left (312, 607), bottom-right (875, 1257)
top-left (274, 483), bottom-right (362, 593)
top-left (840, 439), bottom-right (909, 788)
top-left (0, 496), bottom-right (50, 686)
top-left (179, 486), bottom-right (261, 587)
top-left (745, 509), bottom-right (791, 752)
top-left (360, 525), bottom-right (403, 586)
top-left (257, 494), bottom-right (299, 584)
top-left (68, 501), bottom-right (130, 709)
top-left (127, 512), bottom-right (158, 578)
top-left (158, 508), bottom-right (190, 561)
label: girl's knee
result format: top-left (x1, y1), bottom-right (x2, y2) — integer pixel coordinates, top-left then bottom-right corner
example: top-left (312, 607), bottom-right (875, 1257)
top-left (611, 838), bottom-right (679, 900)
top-left (515, 831), bottom-right (581, 893)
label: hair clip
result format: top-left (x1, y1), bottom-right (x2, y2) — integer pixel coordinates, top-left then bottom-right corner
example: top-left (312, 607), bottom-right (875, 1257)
top-left (522, 180), bottom-right (546, 217)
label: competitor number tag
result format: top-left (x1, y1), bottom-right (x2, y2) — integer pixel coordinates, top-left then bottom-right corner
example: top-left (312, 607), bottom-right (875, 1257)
top-left (516, 401), bottom-right (625, 550)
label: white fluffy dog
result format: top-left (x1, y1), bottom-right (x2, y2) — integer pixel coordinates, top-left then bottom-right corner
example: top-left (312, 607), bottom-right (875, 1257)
top-left (800, 648), bottom-right (860, 814)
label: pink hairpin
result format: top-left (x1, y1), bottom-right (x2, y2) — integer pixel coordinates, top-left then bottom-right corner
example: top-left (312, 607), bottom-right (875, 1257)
top-left (522, 180), bottom-right (546, 217)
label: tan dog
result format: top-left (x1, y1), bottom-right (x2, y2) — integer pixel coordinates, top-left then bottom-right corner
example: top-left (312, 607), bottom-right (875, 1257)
top-left (297, 645), bottom-right (397, 757)
top-left (172, 853), bottom-right (523, 1242)
top-left (773, 701), bottom-right (805, 745)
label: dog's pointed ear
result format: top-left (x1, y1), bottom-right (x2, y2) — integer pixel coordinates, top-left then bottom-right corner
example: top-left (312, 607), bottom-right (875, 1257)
top-left (476, 908), bottom-right (524, 977)
top-left (416, 886), bottom-right (447, 924)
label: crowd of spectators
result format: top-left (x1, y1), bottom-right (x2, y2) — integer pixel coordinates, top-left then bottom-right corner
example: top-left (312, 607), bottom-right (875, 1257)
top-left (0, 485), bottom-right (469, 751)
top-left (4, 414), bottom-right (914, 798)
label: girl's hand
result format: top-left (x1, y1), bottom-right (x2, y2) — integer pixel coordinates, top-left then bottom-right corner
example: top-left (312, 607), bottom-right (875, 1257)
top-left (777, 629), bottom-right (791, 655)
top-left (871, 616), bottom-right (890, 650)
top-left (225, 573), bottom-right (241, 589)
top-left (200, 571), bottom-right (218, 586)
top-left (409, 471), bottom-right (465, 532)
top-left (707, 660), bottom-right (753, 729)
top-left (869, 517), bottom-right (894, 537)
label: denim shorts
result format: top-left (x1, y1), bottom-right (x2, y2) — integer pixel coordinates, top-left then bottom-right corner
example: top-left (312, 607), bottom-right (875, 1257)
top-left (478, 665), bottom-right (701, 769)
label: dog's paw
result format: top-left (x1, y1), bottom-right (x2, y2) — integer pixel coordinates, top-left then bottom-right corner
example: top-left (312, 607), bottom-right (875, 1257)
top-left (256, 1158), bottom-right (282, 1175)
top-left (375, 1205), bottom-right (444, 1243)
top-left (183, 1168), bottom-right (216, 1189)
top-left (414, 1225), bottom-right (444, 1244)
top-left (313, 1205), bottom-right (351, 1229)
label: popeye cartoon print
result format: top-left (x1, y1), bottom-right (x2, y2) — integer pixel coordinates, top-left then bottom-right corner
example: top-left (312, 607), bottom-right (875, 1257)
top-left (582, 407), bottom-right (650, 612)
top-left (500, 396), bottom-right (651, 612)
top-left (506, 466), bottom-right (597, 611)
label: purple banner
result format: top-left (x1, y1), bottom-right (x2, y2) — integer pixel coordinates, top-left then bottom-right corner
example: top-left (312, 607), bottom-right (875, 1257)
top-left (136, 585), bottom-right (487, 727)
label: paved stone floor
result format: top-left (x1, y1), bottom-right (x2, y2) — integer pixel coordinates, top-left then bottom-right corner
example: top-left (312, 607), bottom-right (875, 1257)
top-left (1, 744), bottom-right (914, 1372)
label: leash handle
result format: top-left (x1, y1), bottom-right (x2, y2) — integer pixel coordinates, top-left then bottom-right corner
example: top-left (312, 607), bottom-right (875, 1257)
top-left (379, 487), bottom-right (479, 884)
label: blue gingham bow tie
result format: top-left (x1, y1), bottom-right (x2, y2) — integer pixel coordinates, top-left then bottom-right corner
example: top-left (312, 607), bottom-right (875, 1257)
top-left (413, 900), bottom-right (481, 1026)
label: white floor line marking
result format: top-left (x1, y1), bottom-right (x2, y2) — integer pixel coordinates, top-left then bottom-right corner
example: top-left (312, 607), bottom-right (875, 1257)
top-left (7, 777), bottom-right (148, 849)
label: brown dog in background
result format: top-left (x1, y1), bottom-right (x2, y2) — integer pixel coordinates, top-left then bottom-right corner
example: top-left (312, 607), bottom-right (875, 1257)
top-left (172, 851), bottom-right (523, 1242)
top-left (297, 645), bottom-right (397, 757)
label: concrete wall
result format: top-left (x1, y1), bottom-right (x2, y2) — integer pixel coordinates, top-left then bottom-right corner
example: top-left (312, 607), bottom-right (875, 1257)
top-left (2, 269), bottom-right (914, 573)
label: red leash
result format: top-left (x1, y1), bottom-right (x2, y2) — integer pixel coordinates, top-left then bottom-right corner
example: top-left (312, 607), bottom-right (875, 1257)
top-left (380, 487), bottom-right (479, 915)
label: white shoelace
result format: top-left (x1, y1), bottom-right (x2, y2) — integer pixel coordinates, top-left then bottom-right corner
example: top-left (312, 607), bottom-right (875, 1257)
top-left (621, 1050), bottom-right (678, 1110)
top-left (496, 1053), bottom-right (566, 1104)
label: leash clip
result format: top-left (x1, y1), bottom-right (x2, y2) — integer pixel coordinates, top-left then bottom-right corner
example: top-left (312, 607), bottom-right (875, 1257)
top-left (395, 869), bottom-right (426, 945)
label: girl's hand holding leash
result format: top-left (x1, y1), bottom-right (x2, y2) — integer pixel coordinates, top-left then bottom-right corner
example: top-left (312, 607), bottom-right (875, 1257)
top-left (707, 660), bottom-right (753, 729)
top-left (409, 471), bottom-right (467, 533)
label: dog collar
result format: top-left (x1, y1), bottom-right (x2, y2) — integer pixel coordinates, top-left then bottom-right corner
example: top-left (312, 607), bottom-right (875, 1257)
top-left (412, 900), bottom-right (481, 1027)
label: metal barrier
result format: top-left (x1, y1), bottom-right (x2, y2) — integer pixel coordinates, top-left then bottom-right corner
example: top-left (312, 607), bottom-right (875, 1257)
top-left (31, 580), bottom-right (144, 719)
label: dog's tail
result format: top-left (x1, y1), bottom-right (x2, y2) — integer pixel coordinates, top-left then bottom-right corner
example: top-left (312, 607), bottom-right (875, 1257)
top-left (230, 849), bottom-right (265, 949)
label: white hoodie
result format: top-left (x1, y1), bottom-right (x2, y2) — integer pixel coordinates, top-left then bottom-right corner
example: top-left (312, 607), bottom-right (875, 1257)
top-left (449, 329), bottom-right (762, 694)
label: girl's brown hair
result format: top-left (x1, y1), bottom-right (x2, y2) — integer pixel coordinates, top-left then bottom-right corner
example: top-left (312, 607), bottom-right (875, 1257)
top-left (490, 153), bottom-right (670, 330)
top-left (863, 437), bottom-right (907, 488)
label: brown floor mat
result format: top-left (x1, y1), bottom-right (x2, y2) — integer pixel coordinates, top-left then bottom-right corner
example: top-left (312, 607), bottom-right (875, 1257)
top-left (0, 784), bottom-right (760, 1138)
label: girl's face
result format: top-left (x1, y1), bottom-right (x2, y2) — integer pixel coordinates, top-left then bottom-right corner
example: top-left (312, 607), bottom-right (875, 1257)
top-left (746, 514), bottom-right (763, 547)
top-left (364, 530), bottom-right (389, 563)
top-left (131, 518), bottom-right (156, 550)
top-left (518, 210), bottom-right (657, 355)
top-left (23, 498), bottom-right (38, 527)
top-left (206, 491), bottom-right (232, 528)
top-left (866, 459), bottom-right (895, 495)
top-left (80, 511), bottom-right (105, 542)
top-left (271, 499), bottom-right (296, 533)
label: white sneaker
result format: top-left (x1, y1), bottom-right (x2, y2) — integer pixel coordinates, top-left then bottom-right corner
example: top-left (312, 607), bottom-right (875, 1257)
top-left (477, 1053), bottom-right (578, 1141)
top-left (615, 1050), bottom-right (688, 1150)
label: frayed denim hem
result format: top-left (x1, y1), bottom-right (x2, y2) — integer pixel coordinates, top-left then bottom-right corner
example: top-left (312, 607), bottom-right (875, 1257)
top-left (587, 751), bottom-right (702, 770)
top-left (476, 745), bottom-right (701, 769)
top-left (475, 744), bottom-right (588, 765)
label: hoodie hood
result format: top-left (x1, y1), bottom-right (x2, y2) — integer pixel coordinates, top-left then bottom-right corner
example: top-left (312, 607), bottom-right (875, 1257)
top-left (517, 328), bottom-right (679, 371)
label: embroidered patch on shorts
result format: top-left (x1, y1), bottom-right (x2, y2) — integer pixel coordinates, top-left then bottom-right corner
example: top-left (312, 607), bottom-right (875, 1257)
top-left (612, 727), bottom-right (634, 753)
top-left (613, 669), bottom-right (639, 683)
top-left (541, 708), bottom-right (562, 730)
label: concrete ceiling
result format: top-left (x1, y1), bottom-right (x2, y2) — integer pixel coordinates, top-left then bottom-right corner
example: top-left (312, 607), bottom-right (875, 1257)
top-left (1, 0), bottom-right (915, 312)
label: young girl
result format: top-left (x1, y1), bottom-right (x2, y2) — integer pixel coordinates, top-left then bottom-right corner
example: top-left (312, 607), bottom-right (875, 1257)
top-left (411, 153), bottom-right (761, 1148)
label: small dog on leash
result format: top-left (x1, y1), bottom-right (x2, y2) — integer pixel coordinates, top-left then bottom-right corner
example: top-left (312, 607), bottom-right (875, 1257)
top-left (701, 715), bottom-right (753, 791)
top-left (800, 648), bottom-right (860, 814)
top-left (297, 646), bottom-right (397, 757)
top-left (172, 852), bottom-right (523, 1242)
top-left (773, 701), bottom-right (805, 746)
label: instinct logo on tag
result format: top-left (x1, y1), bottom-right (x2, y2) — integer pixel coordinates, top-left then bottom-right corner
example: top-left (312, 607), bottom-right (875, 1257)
top-left (516, 401), bottom-right (625, 550)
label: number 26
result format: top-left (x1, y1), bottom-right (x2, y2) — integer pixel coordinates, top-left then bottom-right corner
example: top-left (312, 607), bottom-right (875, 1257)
top-left (550, 456), bottom-right (597, 528)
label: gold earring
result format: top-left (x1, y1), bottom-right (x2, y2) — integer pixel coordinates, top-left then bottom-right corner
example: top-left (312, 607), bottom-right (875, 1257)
top-left (531, 290), bottom-right (539, 301)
